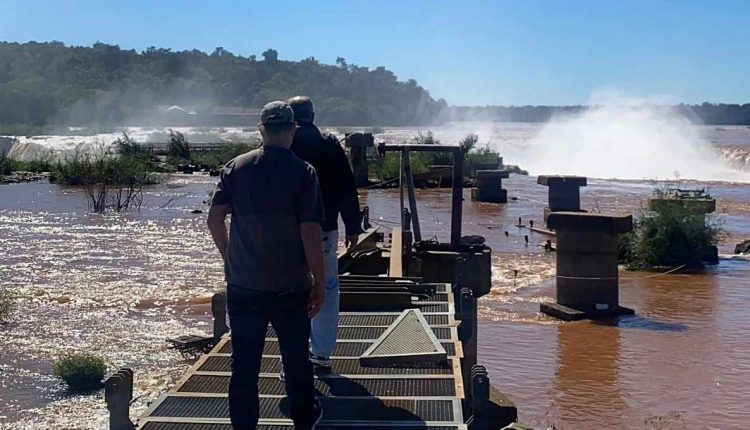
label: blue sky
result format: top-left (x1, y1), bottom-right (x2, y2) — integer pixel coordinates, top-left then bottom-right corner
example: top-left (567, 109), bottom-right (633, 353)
top-left (1, 0), bottom-right (748, 106)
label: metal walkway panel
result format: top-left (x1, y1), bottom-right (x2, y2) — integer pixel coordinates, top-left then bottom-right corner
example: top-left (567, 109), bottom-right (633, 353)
top-left (218, 339), bottom-right (459, 357)
top-left (177, 375), bottom-right (457, 397)
top-left (197, 356), bottom-right (455, 375)
top-left (149, 396), bottom-right (459, 422)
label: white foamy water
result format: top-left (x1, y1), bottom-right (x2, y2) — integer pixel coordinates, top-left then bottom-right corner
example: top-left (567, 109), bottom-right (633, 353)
top-left (514, 105), bottom-right (750, 182)
top-left (3, 127), bottom-right (261, 161)
top-left (4, 115), bottom-right (750, 182)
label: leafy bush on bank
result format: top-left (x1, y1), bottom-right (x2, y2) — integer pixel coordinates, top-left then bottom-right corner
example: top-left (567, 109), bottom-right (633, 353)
top-left (53, 353), bottom-right (107, 391)
top-left (619, 188), bottom-right (721, 269)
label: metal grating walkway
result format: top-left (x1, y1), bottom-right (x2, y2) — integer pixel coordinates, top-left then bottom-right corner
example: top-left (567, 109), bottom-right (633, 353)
top-left (137, 278), bottom-right (465, 429)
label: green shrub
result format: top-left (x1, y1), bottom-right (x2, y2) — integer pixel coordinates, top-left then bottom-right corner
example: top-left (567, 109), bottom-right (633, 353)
top-left (0, 288), bottom-right (15, 323)
top-left (411, 131), bottom-right (440, 145)
top-left (168, 129), bottom-right (191, 163)
top-left (0, 152), bottom-right (10, 176)
top-left (53, 353), bottom-right (107, 391)
top-left (459, 133), bottom-right (479, 152)
top-left (51, 135), bottom-right (160, 212)
top-left (369, 151), bottom-right (434, 182)
top-left (190, 143), bottom-right (255, 169)
top-left (620, 190), bottom-right (721, 269)
top-left (115, 132), bottom-right (153, 160)
top-left (1, 151), bottom-right (53, 175)
top-left (367, 131), bottom-right (519, 182)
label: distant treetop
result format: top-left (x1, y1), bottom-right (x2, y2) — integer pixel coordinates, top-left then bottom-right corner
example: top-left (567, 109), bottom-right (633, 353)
top-left (0, 41), bottom-right (447, 128)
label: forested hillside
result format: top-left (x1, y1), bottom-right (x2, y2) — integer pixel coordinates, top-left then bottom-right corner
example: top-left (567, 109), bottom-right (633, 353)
top-left (1, 41), bottom-right (748, 133)
top-left (0, 41), bottom-right (447, 130)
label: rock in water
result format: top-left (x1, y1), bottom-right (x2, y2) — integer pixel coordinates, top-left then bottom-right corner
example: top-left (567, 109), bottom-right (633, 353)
top-left (735, 240), bottom-right (750, 254)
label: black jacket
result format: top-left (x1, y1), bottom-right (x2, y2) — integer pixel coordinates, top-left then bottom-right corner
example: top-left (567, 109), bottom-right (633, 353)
top-left (291, 122), bottom-right (361, 235)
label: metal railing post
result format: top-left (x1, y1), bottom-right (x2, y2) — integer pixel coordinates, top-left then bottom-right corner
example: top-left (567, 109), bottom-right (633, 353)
top-left (451, 148), bottom-right (465, 247)
top-left (403, 149), bottom-right (422, 241)
top-left (105, 368), bottom-right (134, 430)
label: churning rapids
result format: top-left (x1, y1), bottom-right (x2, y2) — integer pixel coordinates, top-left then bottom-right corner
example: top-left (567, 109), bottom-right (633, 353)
top-left (1, 120), bottom-right (750, 429)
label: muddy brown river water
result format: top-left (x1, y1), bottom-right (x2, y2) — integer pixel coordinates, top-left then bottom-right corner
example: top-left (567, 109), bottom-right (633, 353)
top-left (1, 171), bottom-right (749, 429)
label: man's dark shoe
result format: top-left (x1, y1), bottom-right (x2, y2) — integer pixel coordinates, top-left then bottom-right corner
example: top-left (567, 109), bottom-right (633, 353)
top-left (295, 398), bottom-right (323, 430)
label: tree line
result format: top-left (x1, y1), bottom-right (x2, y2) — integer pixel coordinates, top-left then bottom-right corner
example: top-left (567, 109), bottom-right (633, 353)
top-left (0, 41), bottom-right (447, 131)
top-left (1, 41), bottom-right (748, 132)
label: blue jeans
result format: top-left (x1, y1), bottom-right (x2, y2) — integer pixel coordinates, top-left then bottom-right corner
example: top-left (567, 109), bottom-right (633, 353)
top-left (310, 230), bottom-right (340, 358)
top-left (226, 285), bottom-right (316, 429)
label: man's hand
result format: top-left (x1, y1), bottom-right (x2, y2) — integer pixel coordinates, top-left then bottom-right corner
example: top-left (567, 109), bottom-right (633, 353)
top-left (345, 233), bottom-right (359, 249)
top-left (307, 281), bottom-right (325, 318)
top-left (207, 204), bottom-right (231, 261)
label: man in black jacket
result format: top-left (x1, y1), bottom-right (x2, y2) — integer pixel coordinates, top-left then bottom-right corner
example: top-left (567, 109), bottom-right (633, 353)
top-left (288, 96), bottom-right (361, 368)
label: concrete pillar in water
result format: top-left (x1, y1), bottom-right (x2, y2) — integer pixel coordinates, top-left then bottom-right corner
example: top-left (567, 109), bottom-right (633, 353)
top-left (537, 175), bottom-right (587, 224)
top-left (471, 170), bottom-right (509, 203)
top-left (345, 132), bottom-right (374, 188)
top-left (540, 212), bottom-right (635, 321)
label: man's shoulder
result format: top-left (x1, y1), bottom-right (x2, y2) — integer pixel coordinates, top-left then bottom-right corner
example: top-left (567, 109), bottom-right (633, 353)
top-left (296, 124), bottom-right (339, 147)
top-left (224, 147), bottom-right (261, 168)
top-left (317, 128), bottom-right (340, 146)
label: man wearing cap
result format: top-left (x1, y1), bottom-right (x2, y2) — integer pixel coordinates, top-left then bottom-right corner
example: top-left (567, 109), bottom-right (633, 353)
top-left (207, 101), bottom-right (325, 429)
top-left (287, 96), bottom-right (362, 370)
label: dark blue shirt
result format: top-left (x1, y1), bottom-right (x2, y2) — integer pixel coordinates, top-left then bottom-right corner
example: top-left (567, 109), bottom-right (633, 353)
top-left (211, 145), bottom-right (324, 292)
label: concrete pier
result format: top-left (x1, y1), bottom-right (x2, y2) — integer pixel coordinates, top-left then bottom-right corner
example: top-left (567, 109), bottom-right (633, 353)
top-left (537, 175), bottom-right (587, 224)
top-left (471, 170), bottom-right (509, 203)
top-left (540, 212), bottom-right (635, 321)
top-left (346, 132), bottom-right (374, 188)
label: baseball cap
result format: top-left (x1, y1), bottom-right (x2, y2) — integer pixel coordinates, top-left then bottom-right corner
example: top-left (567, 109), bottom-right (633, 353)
top-left (259, 101), bottom-right (295, 125)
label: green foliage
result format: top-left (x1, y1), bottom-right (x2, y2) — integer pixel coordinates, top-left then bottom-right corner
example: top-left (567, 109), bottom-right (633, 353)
top-left (411, 131), bottom-right (440, 145)
top-left (368, 132), bottom-right (511, 181)
top-left (53, 353), bottom-right (107, 391)
top-left (115, 132), bottom-right (152, 159)
top-left (51, 136), bottom-right (159, 212)
top-left (0, 42), bottom-right (447, 128)
top-left (190, 143), bottom-right (256, 169)
top-left (0, 151), bottom-right (10, 176)
top-left (1, 151), bottom-right (53, 175)
top-left (0, 288), bottom-right (15, 323)
top-left (620, 191), bottom-right (722, 269)
top-left (167, 130), bottom-right (190, 163)
top-left (459, 133), bottom-right (479, 152)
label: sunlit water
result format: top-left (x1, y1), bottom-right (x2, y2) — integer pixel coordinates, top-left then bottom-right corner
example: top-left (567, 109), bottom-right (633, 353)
top-left (2, 124), bottom-right (750, 429)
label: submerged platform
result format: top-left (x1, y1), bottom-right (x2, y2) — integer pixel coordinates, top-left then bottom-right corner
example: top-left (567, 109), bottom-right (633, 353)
top-left (136, 280), bottom-right (468, 429)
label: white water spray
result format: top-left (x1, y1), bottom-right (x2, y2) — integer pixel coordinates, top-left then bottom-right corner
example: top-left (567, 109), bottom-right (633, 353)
top-left (516, 101), bottom-right (750, 182)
